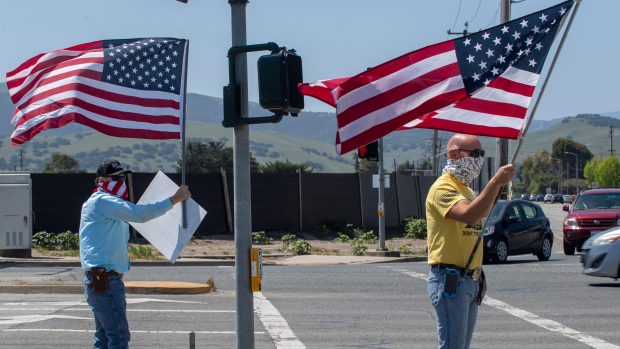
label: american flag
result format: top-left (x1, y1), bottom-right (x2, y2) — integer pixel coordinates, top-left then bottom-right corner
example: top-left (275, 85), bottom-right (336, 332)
top-left (300, 1), bottom-right (573, 155)
top-left (5, 38), bottom-right (187, 146)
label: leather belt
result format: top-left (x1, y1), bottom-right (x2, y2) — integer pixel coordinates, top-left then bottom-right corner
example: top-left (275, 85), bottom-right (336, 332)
top-left (87, 268), bottom-right (123, 279)
top-left (431, 263), bottom-right (482, 280)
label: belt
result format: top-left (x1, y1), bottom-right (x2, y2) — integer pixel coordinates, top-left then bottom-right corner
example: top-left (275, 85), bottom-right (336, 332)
top-left (87, 268), bottom-right (123, 279)
top-left (431, 263), bottom-right (481, 279)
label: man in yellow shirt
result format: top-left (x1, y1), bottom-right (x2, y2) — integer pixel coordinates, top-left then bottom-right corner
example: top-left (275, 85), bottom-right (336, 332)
top-left (426, 133), bottom-right (515, 349)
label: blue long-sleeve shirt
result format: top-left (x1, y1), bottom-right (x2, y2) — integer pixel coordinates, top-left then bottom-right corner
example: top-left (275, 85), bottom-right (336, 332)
top-left (79, 189), bottom-right (172, 273)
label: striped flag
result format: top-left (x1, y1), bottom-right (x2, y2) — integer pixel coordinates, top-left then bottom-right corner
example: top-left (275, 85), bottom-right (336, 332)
top-left (300, 1), bottom-right (573, 155)
top-left (5, 38), bottom-right (187, 146)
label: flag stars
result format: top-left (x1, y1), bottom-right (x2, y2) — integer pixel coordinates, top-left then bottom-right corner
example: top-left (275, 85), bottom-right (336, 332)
top-left (505, 43), bottom-right (513, 53)
top-left (466, 54), bottom-right (475, 63)
top-left (498, 55), bottom-right (506, 64)
top-left (560, 7), bottom-right (567, 15)
top-left (539, 13), bottom-right (548, 22)
top-left (473, 72), bottom-right (481, 81)
top-left (493, 37), bottom-right (502, 46)
top-left (528, 59), bottom-right (537, 67)
top-left (474, 43), bottom-right (483, 51)
top-left (463, 38), bottom-right (471, 46)
top-left (491, 67), bottom-right (500, 76)
top-left (520, 19), bottom-right (528, 28)
top-left (501, 25), bottom-right (509, 34)
top-left (535, 42), bottom-right (544, 51)
top-left (525, 37), bottom-right (533, 46)
top-left (482, 32), bottom-right (490, 40)
top-left (512, 31), bottom-right (521, 40)
top-left (483, 78), bottom-right (491, 86)
top-left (478, 60), bottom-right (487, 69)
top-left (485, 48), bottom-right (494, 58)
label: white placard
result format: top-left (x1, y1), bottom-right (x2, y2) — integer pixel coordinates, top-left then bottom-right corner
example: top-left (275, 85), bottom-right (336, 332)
top-left (372, 174), bottom-right (390, 188)
top-left (130, 171), bottom-right (207, 263)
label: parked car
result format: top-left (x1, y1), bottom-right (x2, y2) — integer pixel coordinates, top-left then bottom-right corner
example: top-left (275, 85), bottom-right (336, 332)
top-left (535, 194), bottom-right (545, 202)
top-left (580, 227), bottom-right (620, 279)
top-left (529, 194), bottom-right (536, 201)
top-left (553, 193), bottom-right (564, 203)
top-left (520, 194), bottom-right (529, 200)
top-left (562, 188), bottom-right (620, 255)
top-left (544, 194), bottom-right (554, 203)
top-left (483, 200), bottom-right (553, 263)
top-left (563, 194), bottom-right (573, 204)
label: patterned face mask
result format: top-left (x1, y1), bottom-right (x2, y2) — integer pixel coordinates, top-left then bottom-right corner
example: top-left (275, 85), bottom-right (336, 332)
top-left (442, 156), bottom-right (485, 185)
top-left (96, 179), bottom-right (129, 200)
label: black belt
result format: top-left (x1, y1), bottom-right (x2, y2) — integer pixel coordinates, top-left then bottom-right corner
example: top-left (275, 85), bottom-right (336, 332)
top-left (431, 263), bottom-right (475, 277)
top-left (87, 267), bottom-right (123, 279)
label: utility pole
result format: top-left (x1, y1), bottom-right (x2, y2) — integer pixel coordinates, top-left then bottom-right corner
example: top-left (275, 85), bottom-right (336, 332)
top-left (229, 1), bottom-right (254, 348)
top-left (611, 125), bottom-right (615, 156)
top-left (497, 0), bottom-right (511, 199)
top-left (18, 149), bottom-right (24, 171)
top-left (377, 138), bottom-right (387, 252)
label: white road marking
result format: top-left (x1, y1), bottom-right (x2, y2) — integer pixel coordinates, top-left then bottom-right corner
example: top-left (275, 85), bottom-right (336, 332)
top-left (3, 297), bottom-right (205, 307)
top-left (4, 328), bottom-right (265, 335)
top-left (254, 292), bottom-right (305, 349)
top-left (0, 308), bottom-right (234, 313)
top-left (0, 315), bottom-right (90, 325)
top-left (391, 268), bottom-right (620, 349)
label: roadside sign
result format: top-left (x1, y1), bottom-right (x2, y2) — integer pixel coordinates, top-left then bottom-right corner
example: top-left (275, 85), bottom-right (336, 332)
top-left (372, 175), bottom-right (390, 188)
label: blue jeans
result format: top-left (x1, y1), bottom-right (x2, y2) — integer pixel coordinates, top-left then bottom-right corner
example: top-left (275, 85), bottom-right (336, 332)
top-left (427, 267), bottom-right (480, 349)
top-left (83, 274), bottom-right (130, 349)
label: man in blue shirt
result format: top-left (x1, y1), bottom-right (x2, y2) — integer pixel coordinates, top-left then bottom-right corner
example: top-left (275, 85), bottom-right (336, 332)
top-left (80, 159), bottom-right (190, 349)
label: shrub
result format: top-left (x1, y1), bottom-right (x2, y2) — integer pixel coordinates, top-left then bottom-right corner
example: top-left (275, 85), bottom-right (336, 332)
top-left (286, 239), bottom-right (311, 255)
top-left (33, 231), bottom-right (79, 250)
top-left (351, 239), bottom-right (368, 256)
top-left (404, 218), bottom-right (427, 239)
top-left (354, 230), bottom-right (377, 243)
top-left (281, 234), bottom-right (297, 248)
top-left (128, 245), bottom-right (154, 259)
top-left (335, 232), bottom-right (350, 242)
top-left (252, 231), bottom-right (273, 245)
top-left (399, 244), bottom-right (413, 255)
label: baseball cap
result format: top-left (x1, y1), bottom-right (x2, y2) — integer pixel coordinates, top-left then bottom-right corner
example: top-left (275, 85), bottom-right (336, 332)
top-left (96, 160), bottom-right (132, 177)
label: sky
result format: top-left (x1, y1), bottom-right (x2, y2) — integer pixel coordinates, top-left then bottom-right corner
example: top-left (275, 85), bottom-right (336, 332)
top-left (0, 0), bottom-right (617, 121)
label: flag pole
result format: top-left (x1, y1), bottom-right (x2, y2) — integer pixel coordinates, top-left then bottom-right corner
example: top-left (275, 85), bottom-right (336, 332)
top-left (462, 0), bottom-right (581, 273)
top-left (180, 40), bottom-right (190, 229)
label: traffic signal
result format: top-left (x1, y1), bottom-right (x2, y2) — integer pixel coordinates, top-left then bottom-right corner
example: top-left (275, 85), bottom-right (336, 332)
top-left (358, 141), bottom-right (379, 162)
top-left (257, 49), bottom-right (304, 116)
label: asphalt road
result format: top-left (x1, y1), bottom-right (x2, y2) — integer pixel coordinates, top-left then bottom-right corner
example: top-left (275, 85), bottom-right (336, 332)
top-left (1, 203), bottom-right (619, 348)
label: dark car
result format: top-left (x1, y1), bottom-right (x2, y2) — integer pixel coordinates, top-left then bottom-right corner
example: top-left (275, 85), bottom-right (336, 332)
top-left (553, 194), bottom-right (563, 203)
top-left (535, 194), bottom-right (545, 202)
top-left (562, 188), bottom-right (620, 255)
top-left (483, 200), bottom-right (553, 263)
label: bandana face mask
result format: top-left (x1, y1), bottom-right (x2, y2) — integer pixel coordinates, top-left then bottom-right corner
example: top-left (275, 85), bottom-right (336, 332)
top-left (442, 156), bottom-right (485, 185)
top-left (96, 179), bottom-right (129, 200)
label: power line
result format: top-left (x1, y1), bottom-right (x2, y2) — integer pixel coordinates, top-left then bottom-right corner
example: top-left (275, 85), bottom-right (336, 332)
top-left (449, 0), bottom-right (463, 31)
top-left (469, 0), bottom-right (482, 23)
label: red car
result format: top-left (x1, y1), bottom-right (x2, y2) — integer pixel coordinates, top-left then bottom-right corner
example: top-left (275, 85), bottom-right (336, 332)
top-left (562, 188), bottom-right (620, 255)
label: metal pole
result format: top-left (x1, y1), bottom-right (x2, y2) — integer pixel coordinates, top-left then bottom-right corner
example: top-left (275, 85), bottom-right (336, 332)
top-left (180, 40), bottom-right (190, 228)
top-left (496, 0), bottom-right (510, 197)
top-left (377, 138), bottom-right (387, 251)
top-left (229, 1), bottom-right (254, 348)
top-left (432, 130), bottom-right (439, 177)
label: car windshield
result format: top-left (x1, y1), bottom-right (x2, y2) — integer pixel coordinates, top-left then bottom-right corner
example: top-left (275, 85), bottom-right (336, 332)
top-left (490, 202), bottom-right (506, 221)
top-left (572, 193), bottom-right (620, 210)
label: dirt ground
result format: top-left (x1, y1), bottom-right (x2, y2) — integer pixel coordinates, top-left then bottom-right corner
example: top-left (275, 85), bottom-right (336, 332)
top-left (32, 233), bottom-right (427, 259)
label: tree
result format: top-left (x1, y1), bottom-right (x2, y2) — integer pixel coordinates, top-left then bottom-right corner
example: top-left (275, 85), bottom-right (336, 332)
top-left (551, 138), bottom-right (593, 180)
top-left (595, 156), bottom-right (620, 187)
top-left (352, 153), bottom-right (378, 174)
top-left (518, 150), bottom-right (558, 194)
top-left (177, 141), bottom-right (259, 173)
top-left (43, 153), bottom-right (81, 173)
top-left (396, 160), bottom-right (416, 174)
top-left (260, 160), bottom-right (312, 174)
top-left (583, 158), bottom-right (602, 187)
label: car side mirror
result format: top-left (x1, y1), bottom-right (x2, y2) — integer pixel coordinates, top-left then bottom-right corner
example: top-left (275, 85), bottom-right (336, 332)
top-left (563, 204), bottom-right (570, 212)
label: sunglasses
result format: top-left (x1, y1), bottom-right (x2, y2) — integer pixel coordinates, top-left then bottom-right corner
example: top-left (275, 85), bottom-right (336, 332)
top-left (455, 148), bottom-right (486, 158)
top-left (110, 174), bottom-right (127, 181)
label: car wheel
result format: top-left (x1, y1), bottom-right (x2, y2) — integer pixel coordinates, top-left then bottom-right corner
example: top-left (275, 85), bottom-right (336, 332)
top-left (494, 240), bottom-right (509, 263)
top-left (536, 236), bottom-right (552, 261)
top-left (563, 240), bottom-right (575, 255)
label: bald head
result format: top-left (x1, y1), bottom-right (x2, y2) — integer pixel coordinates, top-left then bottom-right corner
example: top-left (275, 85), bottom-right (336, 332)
top-left (446, 133), bottom-right (482, 160)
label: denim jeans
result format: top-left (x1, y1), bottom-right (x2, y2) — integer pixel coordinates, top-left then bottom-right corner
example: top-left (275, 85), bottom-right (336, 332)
top-left (427, 267), bottom-right (480, 349)
top-left (83, 273), bottom-right (130, 349)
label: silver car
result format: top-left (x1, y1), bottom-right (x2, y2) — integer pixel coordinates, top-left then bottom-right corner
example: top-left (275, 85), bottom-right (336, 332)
top-left (581, 228), bottom-right (620, 279)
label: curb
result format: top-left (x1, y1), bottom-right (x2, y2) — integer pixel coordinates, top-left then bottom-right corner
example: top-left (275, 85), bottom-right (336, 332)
top-left (0, 281), bottom-right (213, 295)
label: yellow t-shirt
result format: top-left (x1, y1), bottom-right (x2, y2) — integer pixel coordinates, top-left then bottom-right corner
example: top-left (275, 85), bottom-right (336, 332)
top-left (426, 173), bottom-right (483, 269)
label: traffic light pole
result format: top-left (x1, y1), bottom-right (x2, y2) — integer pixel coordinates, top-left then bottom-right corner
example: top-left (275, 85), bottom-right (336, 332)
top-left (229, 1), bottom-right (254, 348)
top-left (377, 138), bottom-right (387, 251)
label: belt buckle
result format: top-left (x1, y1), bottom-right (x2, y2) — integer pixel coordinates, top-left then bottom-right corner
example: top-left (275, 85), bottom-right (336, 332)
top-left (472, 267), bottom-right (482, 281)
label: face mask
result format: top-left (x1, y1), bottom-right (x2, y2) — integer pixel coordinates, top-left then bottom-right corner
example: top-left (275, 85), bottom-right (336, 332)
top-left (442, 156), bottom-right (485, 185)
top-left (96, 180), bottom-right (129, 200)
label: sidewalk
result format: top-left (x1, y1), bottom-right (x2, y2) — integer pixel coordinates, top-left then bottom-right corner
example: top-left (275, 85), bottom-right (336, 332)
top-left (0, 254), bottom-right (425, 295)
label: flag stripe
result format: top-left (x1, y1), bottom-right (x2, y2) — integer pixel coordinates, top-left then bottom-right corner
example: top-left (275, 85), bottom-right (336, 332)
top-left (337, 63), bottom-right (461, 127)
top-left (338, 41), bottom-right (455, 95)
top-left (338, 89), bottom-right (467, 155)
top-left (488, 76), bottom-right (536, 96)
top-left (337, 47), bottom-right (457, 114)
top-left (412, 112), bottom-right (522, 139)
top-left (338, 75), bottom-right (465, 141)
top-left (470, 85), bottom-right (533, 108)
